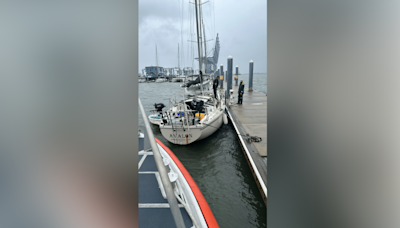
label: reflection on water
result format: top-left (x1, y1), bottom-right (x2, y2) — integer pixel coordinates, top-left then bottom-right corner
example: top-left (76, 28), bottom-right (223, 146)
top-left (139, 74), bottom-right (266, 227)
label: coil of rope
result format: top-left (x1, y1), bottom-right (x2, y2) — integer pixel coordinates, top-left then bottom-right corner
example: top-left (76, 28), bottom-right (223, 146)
top-left (240, 134), bottom-right (262, 143)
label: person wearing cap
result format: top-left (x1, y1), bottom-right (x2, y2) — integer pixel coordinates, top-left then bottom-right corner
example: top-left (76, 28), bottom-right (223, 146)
top-left (238, 81), bottom-right (245, 104)
top-left (213, 75), bottom-right (219, 98)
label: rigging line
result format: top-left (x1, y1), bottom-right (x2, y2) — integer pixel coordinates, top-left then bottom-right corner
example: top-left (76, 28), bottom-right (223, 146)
top-left (189, 1), bottom-right (192, 70)
top-left (212, 0), bottom-right (215, 42)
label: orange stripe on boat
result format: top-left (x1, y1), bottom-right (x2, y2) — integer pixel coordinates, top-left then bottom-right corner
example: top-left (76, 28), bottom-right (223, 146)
top-left (155, 137), bottom-right (219, 228)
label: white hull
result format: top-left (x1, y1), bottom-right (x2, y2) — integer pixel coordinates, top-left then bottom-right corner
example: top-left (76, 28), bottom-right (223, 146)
top-left (155, 142), bottom-right (209, 227)
top-left (148, 114), bottom-right (163, 125)
top-left (138, 133), bottom-right (218, 227)
top-left (159, 110), bottom-right (224, 145)
top-left (155, 78), bottom-right (167, 83)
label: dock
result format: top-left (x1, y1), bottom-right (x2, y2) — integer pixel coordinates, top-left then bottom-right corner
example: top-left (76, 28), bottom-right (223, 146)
top-left (223, 81), bottom-right (267, 205)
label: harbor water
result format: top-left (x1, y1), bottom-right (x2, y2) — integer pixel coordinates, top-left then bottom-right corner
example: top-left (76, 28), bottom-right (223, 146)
top-left (139, 73), bottom-right (267, 228)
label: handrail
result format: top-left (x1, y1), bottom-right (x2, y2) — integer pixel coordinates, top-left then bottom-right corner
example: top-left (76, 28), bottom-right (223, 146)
top-left (138, 98), bottom-right (186, 228)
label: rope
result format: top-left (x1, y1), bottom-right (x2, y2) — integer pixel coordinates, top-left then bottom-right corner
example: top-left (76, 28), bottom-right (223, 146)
top-left (239, 134), bottom-right (263, 143)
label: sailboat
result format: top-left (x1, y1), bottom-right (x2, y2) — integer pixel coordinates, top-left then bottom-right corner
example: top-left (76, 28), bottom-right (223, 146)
top-left (159, 0), bottom-right (228, 145)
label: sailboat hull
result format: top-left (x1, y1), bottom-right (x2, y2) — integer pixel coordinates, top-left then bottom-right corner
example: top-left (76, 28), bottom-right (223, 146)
top-left (159, 111), bottom-right (223, 145)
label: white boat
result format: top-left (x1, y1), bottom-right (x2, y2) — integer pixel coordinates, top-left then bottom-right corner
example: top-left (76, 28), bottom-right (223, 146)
top-left (159, 91), bottom-right (228, 145)
top-left (138, 100), bottom-right (220, 227)
top-left (148, 103), bottom-right (166, 126)
top-left (148, 114), bottom-right (163, 125)
top-left (138, 134), bottom-right (220, 227)
top-left (155, 78), bottom-right (168, 83)
top-left (159, 0), bottom-right (227, 145)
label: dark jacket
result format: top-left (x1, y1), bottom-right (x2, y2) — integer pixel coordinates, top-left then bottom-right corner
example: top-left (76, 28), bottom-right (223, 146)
top-left (238, 84), bottom-right (245, 95)
top-left (213, 78), bottom-right (219, 89)
top-left (199, 71), bottom-right (203, 83)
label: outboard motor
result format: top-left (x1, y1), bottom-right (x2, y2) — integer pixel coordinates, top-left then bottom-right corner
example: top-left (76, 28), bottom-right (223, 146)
top-left (154, 103), bottom-right (165, 112)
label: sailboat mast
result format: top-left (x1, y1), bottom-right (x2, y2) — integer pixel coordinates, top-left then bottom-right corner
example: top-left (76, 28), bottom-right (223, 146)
top-left (194, 0), bottom-right (204, 95)
top-left (194, 0), bottom-right (203, 73)
top-left (202, 20), bottom-right (207, 74)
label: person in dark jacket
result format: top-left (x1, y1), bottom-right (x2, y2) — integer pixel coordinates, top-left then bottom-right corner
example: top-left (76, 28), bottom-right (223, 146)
top-left (199, 70), bottom-right (203, 83)
top-left (213, 75), bottom-right (219, 98)
top-left (238, 81), bottom-right (245, 104)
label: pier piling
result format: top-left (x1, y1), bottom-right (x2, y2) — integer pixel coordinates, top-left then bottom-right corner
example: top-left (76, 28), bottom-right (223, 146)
top-left (227, 56), bottom-right (233, 99)
top-left (249, 60), bottom-right (254, 92)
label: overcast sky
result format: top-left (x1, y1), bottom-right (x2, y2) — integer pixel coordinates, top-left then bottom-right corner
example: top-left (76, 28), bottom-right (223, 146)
top-left (139, 0), bottom-right (267, 73)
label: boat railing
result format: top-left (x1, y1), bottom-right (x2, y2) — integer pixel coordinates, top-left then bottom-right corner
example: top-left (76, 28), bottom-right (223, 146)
top-left (163, 109), bottom-right (196, 127)
top-left (168, 93), bottom-right (185, 107)
top-left (138, 98), bottom-right (186, 228)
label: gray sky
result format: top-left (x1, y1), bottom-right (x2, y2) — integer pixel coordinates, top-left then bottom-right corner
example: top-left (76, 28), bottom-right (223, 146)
top-left (139, 0), bottom-right (267, 73)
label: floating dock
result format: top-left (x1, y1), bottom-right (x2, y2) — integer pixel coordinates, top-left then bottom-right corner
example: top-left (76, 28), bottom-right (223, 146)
top-left (223, 82), bottom-right (267, 206)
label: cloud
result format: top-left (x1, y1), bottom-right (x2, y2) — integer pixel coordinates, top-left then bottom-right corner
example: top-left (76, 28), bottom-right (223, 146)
top-left (139, 0), bottom-right (267, 73)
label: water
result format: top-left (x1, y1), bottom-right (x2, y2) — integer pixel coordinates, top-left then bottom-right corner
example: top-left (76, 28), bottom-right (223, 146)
top-left (236, 73), bottom-right (267, 95)
top-left (139, 74), bottom-right (267, 228)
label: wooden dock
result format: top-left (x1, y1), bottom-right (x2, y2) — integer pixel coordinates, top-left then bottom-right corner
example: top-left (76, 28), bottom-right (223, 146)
top-left (222, 81), bottom-right (267, 205)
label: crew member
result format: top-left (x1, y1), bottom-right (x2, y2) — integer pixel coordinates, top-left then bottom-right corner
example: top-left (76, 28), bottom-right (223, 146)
top-left (238, 81), bottom-right (245, 104)
top-left (199, 70), bottom-right (203, 83)
top-left (213, 75), bottom-right (219, 98)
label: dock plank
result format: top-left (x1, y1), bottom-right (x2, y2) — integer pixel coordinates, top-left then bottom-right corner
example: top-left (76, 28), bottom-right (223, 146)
top-left (225, 83), bottom-right (267, 156)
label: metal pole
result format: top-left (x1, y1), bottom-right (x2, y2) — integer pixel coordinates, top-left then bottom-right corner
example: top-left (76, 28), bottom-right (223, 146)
top-left (227, 56), bottom-right (233, 99)
top-left (220, 64), bottom-right (224, 89)
top-left (249, 60), bottom-right (254, 92)
top-left (235, 65), bottom-right (239, 86)
top-left (194, 0), bottom-right (203, 73)
top-left (138, 99), bottom-right (186, 228)
top-left (195, 0), bottom-right (205, 96)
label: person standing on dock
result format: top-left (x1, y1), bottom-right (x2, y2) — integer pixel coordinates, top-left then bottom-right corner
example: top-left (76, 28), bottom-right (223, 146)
top-left (238, 81), bottom-right (245, 104)
top-left (213, 75), bottom-right (219, 98)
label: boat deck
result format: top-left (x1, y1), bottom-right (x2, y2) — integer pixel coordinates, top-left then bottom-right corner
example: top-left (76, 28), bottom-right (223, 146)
top-left (223, 81), bottom-right (267, 205)
top-left (138, 149), bottom-right (193, 227)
